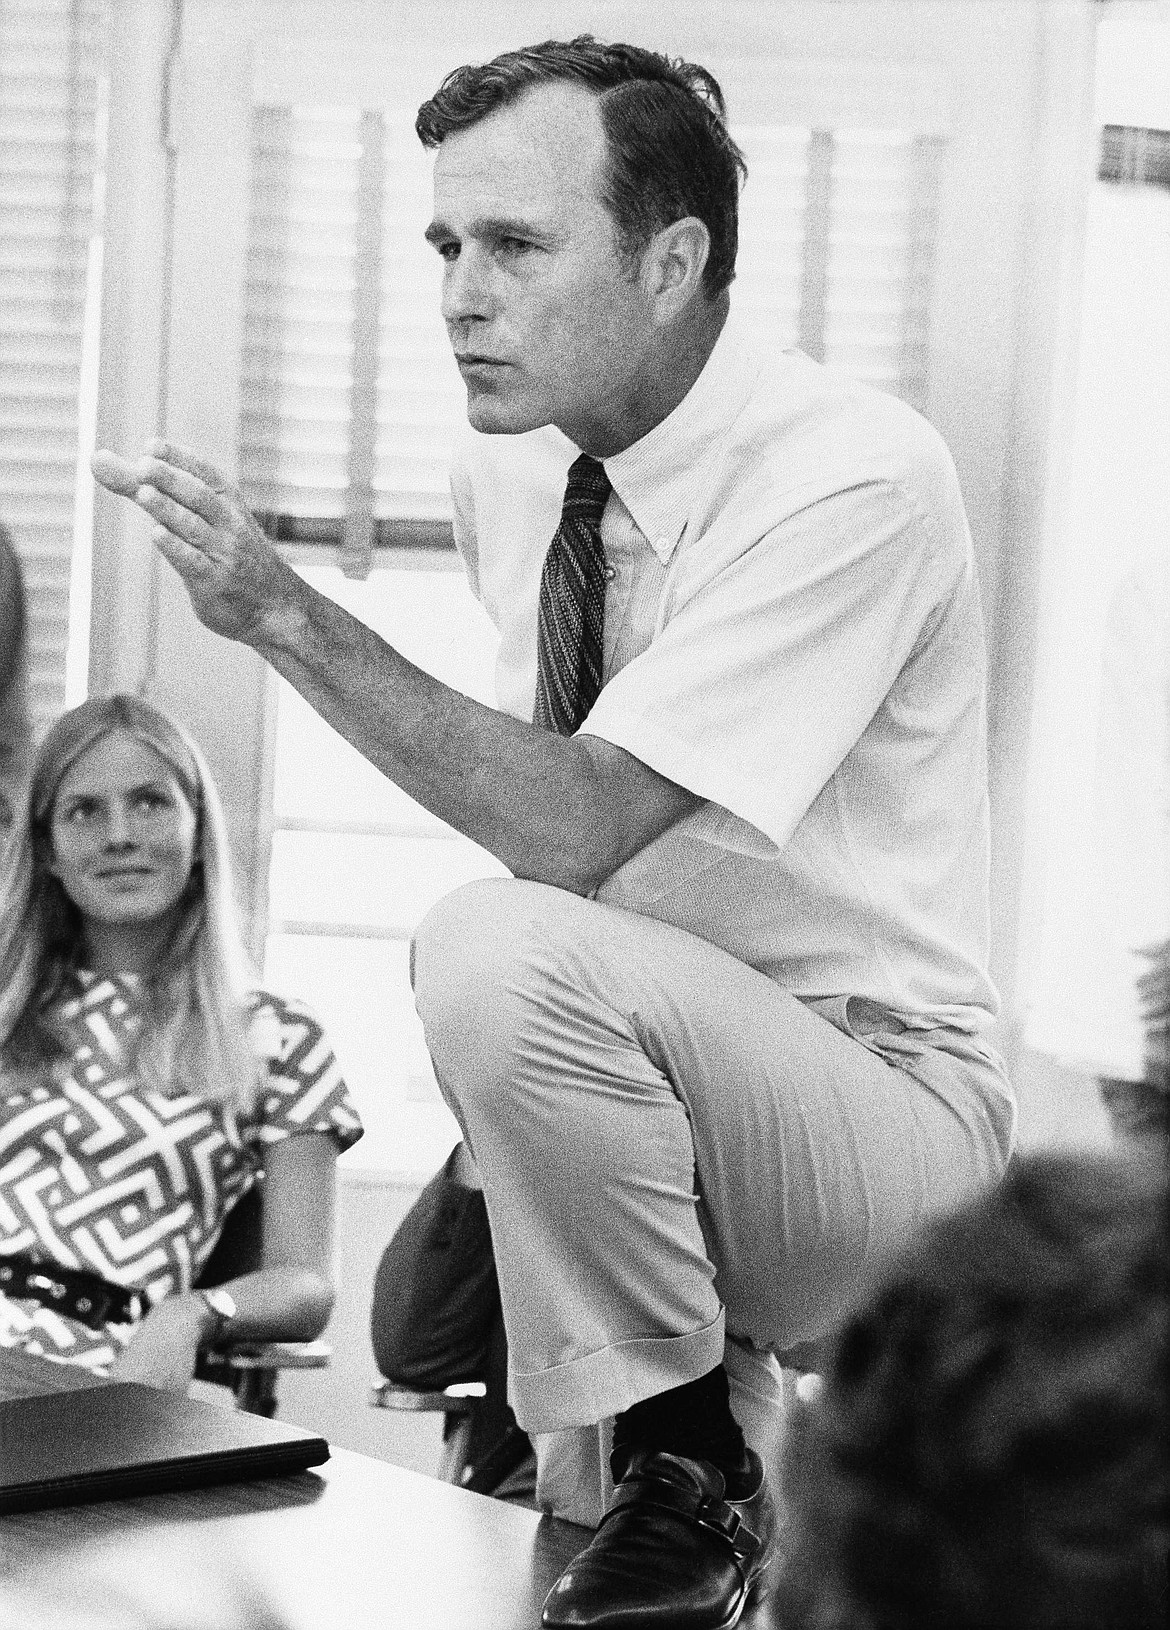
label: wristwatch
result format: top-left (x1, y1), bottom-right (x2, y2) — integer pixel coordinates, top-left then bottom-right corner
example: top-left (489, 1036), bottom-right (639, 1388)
top-left (198, 1285), bottom-right (237, 1346)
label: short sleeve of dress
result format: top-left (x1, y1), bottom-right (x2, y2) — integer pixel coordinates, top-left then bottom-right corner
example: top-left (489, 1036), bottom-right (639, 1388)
top-left (243, 991), bottom-right (363, 1156)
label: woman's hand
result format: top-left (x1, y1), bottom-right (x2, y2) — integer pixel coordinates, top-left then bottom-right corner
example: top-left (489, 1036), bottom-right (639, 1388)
top-left (109, 1293), bottom-right (212, 1394)
top-left (90, 440), bottom-right (309, 653)
top-left (107, 1135), bottom-right (339, 1395)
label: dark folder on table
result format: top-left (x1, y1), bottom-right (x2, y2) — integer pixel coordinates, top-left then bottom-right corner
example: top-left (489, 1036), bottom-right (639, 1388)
top-left (0, 1381), bottom-right (329, 1513)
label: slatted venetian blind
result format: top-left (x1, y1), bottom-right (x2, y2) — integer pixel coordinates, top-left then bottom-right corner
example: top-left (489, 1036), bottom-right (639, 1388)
top-left (0, 0), bottom-right (104, 735)
top-left (239, 103), bottom-right (463, 573)
top-left (237, 104), bottom-right (945, 577)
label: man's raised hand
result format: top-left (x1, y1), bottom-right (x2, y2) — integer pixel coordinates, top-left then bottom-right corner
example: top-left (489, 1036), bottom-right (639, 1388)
top-left (91, 440), bottom-right (305, 650)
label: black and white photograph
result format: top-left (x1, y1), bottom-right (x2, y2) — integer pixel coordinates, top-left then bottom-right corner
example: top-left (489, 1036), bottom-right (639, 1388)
top-left (1, 2), bottom-right (1166, 1626)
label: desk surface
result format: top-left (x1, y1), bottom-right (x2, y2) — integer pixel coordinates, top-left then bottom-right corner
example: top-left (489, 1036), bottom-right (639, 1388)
top-left (0, 1351), bottom-right (783, 1629)
top-left (0, 1349), bottom-right (588, 1629)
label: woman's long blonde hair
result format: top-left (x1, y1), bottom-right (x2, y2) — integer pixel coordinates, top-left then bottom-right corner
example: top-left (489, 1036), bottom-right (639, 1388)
top-left (0, 694), bottom-right (263, 1114)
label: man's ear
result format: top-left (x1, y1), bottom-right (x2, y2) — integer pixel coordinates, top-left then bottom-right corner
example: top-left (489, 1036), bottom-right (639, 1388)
top-left (643, 217), bottom-right (711, 318)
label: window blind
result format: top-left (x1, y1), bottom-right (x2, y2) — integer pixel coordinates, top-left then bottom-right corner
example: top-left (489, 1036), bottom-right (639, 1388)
top-left (238, 103), bottom-right (465, 569)
top-left (0, 0), bottom-right (104, 735)
top-left (237, 103), bottom-right (946, 577)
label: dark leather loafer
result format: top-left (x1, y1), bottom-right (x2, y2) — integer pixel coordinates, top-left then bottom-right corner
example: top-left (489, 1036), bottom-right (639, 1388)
top-left (541, 1447), bottom-right (778, 1629)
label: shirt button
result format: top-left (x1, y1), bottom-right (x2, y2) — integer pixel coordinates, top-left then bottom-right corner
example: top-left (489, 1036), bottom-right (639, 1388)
top-left (603, 565), bottom-right (617, 582)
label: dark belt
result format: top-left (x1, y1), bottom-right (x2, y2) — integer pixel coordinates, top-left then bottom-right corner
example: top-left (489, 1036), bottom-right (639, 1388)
top-left (0, 1252), bottom-right (145, 1330)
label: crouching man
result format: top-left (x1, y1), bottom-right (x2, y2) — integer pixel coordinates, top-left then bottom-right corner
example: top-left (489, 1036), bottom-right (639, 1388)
top-left (93, 35), bottom-right (1014, 1630)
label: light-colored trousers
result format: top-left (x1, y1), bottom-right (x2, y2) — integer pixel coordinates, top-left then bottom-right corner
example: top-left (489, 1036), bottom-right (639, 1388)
top-left (413, 878), bottom-right (1013, 1524)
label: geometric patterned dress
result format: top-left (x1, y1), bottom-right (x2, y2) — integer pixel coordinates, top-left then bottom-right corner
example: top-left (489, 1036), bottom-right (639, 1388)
top-left (0, 970), bottom-right (362, 1371)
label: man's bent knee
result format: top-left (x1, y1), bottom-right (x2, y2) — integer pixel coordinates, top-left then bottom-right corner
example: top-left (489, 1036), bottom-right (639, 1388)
top-left (412, 877), bottom-right (577, 1108)
top-left (413, 877), bottom-right (519, 1024)
top-left (412, 874), bottom-right (576, 990)
top-left (413, 877), bottom-right (512, 985)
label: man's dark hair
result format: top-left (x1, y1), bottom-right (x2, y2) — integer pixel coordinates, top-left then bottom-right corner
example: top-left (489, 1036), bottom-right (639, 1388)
top-left (415, 36), bottom-right (747, 298)
top-left (776, 1151), bottom-right (1169, 1630)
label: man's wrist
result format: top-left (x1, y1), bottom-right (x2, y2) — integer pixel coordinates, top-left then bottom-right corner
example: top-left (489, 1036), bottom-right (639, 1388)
top-left (251, 564), bottom-right (315, 662)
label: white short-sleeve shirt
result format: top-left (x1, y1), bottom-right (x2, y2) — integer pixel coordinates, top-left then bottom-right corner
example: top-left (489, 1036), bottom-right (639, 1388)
top-left (450, 306), bottom-right (999, 1035)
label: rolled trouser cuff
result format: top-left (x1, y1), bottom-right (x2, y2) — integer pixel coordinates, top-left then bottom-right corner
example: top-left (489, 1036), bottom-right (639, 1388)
top-left (510, 1309), bottom-right (726, 1436)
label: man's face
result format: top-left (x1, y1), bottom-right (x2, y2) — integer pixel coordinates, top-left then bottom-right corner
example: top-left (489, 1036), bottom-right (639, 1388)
top-left (427, 81), bottom-right (657, 454)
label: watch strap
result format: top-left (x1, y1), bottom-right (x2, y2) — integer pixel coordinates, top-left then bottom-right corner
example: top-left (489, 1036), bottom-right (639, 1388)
top-left (198, 1286), bottom-right (237, 1346)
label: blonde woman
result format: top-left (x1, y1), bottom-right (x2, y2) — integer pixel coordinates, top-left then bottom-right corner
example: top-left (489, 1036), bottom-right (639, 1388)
top-left (0, 694), bottom-right (361, 1390)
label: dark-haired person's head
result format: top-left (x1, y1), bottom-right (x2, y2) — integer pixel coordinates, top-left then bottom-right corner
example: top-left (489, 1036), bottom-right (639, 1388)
top-left (416, 37), bottom-right (746, 455)
top-left (776, 1150), bottom-right (1169, 1630)
top-left (0, 520), bottom-right (31, 835)
top-left (417, 36), bottom-right (745, 297)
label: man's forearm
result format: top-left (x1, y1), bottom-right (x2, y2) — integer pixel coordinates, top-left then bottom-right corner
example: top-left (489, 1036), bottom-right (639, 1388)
top-left (88, 440), bottom-right (698, 888)
top-left (259, 578), bottom-right (684, 894)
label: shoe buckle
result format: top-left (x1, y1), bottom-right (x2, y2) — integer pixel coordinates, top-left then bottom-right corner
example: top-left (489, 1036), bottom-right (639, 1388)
top-left (696, 1498), bottom-right (741, 1545)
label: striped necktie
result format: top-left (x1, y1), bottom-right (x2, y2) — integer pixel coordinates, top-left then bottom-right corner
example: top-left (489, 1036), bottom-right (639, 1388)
top-left (533, 454), bottom-right (612, 735)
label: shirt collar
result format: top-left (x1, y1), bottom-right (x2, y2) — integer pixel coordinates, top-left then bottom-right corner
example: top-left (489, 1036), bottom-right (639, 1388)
top-left (601, 303), bottom-right (759, 564)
